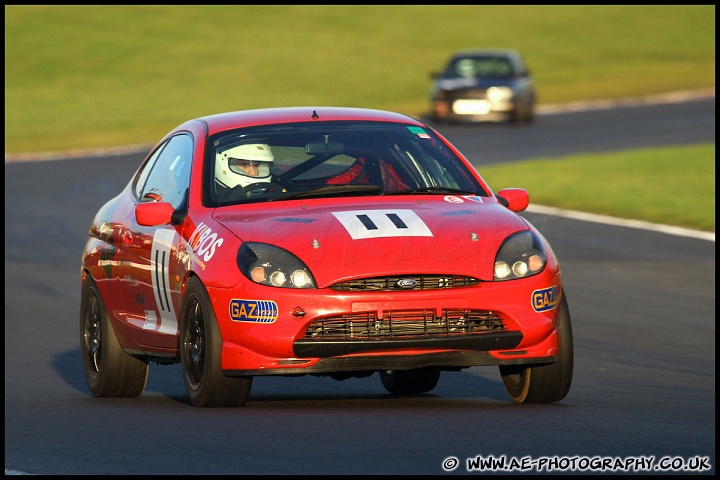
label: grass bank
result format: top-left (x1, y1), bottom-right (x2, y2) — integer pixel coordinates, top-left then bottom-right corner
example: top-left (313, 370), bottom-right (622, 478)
top-left (5, 5), bottom-right (715, 153)
top-left (479, 144), bottom-right (715, 232)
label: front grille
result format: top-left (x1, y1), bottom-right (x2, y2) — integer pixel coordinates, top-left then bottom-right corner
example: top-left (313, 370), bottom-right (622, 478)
top-left (446, 88), bottom-right (488, 100)
top-left (330, 275), bottom-right (480, 291)
top-left (304, 309), bottom-right (504, 340)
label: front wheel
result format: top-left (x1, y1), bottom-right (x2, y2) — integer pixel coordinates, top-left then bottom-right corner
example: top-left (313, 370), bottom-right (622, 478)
top-left (80, 275), bottom-right (148, 397)
top-left (380, 367), bottom-right (441, 395)
top-left (180, 276), bottom-right (252, 407)
top-left (524, 104), bottom-right (536, 123)
top-left (499, 292), bottom-right (573, 403)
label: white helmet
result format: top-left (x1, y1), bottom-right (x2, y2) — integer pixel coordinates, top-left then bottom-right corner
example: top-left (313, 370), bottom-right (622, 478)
top-left (215, 143), bottom-right (274, 189)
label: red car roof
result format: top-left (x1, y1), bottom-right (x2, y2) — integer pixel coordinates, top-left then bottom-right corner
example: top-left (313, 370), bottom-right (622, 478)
top-left (194, 107), bottom-right (424, 136)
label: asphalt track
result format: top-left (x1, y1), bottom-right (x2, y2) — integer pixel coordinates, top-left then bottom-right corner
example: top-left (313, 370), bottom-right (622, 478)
top-left (4, 93), bottom-right (715, 475)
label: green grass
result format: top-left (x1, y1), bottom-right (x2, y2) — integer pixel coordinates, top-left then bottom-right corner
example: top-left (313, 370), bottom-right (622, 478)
top-left (479, 144), bottom-right (715, 232)
top-left (4, 5), bottom-right (715, 153)
top-left (4, 5), bottom-right (715, 233)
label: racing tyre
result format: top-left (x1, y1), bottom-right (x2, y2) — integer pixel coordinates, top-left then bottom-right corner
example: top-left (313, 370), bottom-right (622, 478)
top-left (499, 291), bottom-right (573, 403)
top-left (80, 276), bottom-right (149, 397)
top-left (380, 367), bottom-right (441, 395)
top-left (180, 276), bottom-right (253, 407)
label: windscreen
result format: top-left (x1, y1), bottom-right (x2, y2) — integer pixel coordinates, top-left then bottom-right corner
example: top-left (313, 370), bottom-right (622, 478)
top-left (444, 56), bottom-right (514, 79)
top-left (207, 120), bottom-right (487, 205)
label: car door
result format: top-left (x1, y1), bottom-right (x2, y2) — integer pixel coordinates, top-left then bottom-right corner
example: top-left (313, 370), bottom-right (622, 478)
top-left (117, 133), bottom-right (194, 350)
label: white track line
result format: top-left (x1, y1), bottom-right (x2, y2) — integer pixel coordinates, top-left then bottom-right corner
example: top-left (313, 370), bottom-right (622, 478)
top-left (525, 205), bottom-right (714, 242)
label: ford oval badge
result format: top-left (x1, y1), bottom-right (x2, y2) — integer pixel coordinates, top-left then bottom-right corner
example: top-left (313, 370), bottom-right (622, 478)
top-left (395, 278), bottom-right (418, 289)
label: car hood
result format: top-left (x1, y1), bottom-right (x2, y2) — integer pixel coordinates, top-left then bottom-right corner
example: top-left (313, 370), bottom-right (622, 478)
top-left (213, 196), bottom-right (529, 286)
top-left (434, 77), bottom-right (515, 91)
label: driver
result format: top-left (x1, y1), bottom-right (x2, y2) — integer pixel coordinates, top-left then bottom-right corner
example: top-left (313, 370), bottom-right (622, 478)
top-left (215, 143), bottom-right (275, 200)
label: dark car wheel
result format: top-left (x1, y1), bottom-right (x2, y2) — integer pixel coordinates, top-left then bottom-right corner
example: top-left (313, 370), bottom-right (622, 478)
top-left (80, 275), bottom-right (149, 397)
top-left (510, 99), bottom-right (535, 125)
top-left (380, 367), bottom-right (441, 395)
top-left (180, 276), bottom-right (253, 407)
top-left (499, 291), bottom-right (573, 403)
top-left (525, 104), bottom-right (536, 123)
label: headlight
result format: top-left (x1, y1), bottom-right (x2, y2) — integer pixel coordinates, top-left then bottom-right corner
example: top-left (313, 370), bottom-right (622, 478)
top-left (487, 86), bottom-right (513, 103)
top-left (237, 242), bottom-right (316, 288)
top-left (494, 231), bottom-right (546, 281)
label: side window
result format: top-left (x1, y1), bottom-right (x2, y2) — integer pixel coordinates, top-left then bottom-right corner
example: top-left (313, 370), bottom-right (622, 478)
top-left (133, 147), bottom-right (163, 199)
top-left (137, 134), bottom-right (193, 209)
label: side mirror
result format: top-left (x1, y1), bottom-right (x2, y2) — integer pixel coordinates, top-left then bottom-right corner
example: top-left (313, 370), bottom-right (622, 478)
top-left (136, 201), bottom-right (175, 226)
top-left (496, 188), bottom-right (529, 212)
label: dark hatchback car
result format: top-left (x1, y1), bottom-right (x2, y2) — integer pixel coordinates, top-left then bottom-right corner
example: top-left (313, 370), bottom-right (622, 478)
top-left (429, 48), bottom-right (536, 124)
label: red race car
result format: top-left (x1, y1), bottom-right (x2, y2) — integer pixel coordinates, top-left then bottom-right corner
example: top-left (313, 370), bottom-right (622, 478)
top-left (80, 107), bottom-right (573, 407)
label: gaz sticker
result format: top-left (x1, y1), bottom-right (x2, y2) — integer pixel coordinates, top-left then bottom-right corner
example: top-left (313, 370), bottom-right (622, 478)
top-left (532, 286), bottom-right (559, 312)
top-left (230, 299), bottom-right (279, 323)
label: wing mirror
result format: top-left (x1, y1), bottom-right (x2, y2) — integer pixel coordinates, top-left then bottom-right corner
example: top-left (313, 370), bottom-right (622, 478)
top-left (136, 201), bottom-right (175, 226)
top-left (496, 188), bottom-right (529, 212)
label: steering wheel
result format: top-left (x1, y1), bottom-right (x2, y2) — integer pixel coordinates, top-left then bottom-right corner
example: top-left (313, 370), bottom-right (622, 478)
top-left (244, 182), bottom-right (287, 198)
top-left (141, 192), bottom-right (163, 202)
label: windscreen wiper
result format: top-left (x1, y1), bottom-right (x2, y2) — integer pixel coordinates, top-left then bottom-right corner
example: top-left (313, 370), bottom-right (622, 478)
top-left (383, 186), bottom-right (481, 196)
top-left (273, 184), bottom-right (383, 200)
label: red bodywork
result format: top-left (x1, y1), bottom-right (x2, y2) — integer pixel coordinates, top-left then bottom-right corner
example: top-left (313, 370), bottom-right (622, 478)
top-left (81, 107), bottom-right (563, 376)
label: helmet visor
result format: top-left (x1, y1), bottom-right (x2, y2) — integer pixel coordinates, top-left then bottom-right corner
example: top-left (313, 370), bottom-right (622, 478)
top-left (228, 158), bottom-right (271, 178)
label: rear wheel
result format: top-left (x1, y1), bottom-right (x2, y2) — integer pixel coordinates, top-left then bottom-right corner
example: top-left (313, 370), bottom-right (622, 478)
top-left (80, 275), bottom-right (148, 397)
top-left (380, 367), bottom-right (441, 395)
top-left (500, 292), bottom-right (573, 403)
top-left (180, 276), bottom-right (252, 407)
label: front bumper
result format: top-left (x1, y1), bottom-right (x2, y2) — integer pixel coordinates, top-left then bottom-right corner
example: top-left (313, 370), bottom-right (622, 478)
top-left (225, 348), bottom-right (557, 377)
top-left (294, 329), bottom-right (522, 357)
top-left (212, 271), bottom-right (562, 376)
top-left (431, 97), bottom-right (515, 123)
